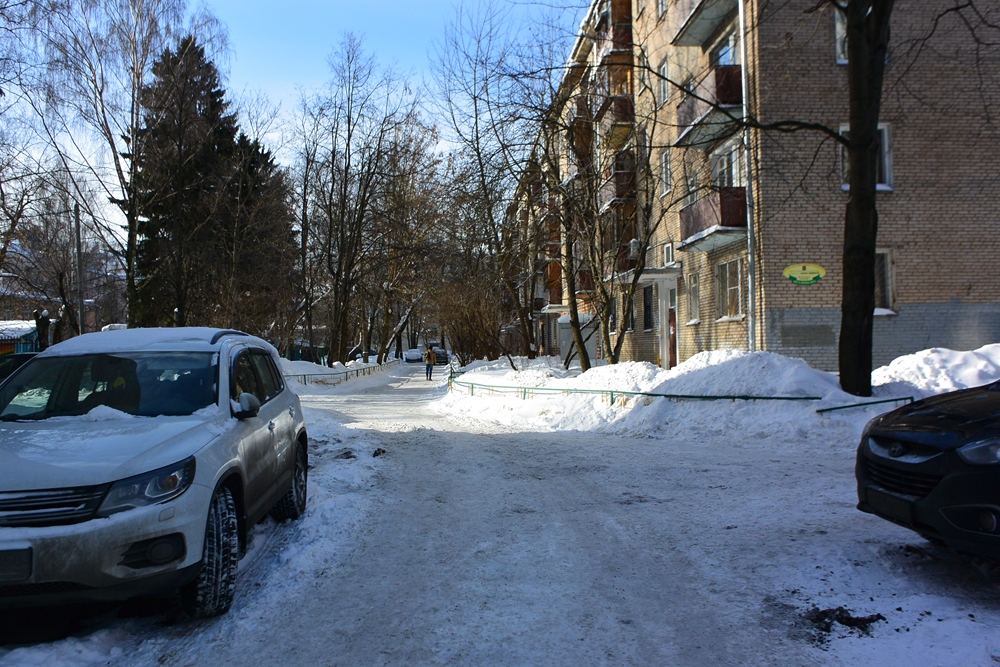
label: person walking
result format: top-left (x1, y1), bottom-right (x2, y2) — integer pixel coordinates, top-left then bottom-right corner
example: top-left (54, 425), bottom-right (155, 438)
top-left (423, 347), bottom-right (437, 380)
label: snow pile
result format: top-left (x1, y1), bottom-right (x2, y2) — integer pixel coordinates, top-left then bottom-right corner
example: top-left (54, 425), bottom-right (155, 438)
top-left (436, 346), bottom-right (1000, 444)
top-left (872, 343), bottom-right (1000, 398)
top-left (0, 629), bottom-right (127, 666)
top-left (437, 349), bottom-right (860, 441)
top-left (81, 406), bottom-right (133, 421)
top-left (280, 359), bottom-right (347, 375)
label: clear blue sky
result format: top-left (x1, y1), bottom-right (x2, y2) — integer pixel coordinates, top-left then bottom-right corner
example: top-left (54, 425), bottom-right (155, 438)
top-left (206, 0), bottom-right (462, 111)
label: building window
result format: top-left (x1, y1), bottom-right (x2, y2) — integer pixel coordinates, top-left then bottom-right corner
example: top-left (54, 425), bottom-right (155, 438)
top-left (874, 250), bottom-right (893, 310)
top-left (716, 258), bottom-right (742, 318)
top-left (643, 285), bottom-right (654, 330)
top-left (840, 124), bottom-right (892, 190)
top-left (711, 142), bottom-right (745, 188)
top-left (684, 171), bottom-right (698, 207)
top-left (657, 0), bottom-right (667, 17)
top-left (662, 243), bottom-right (675, 267)
top-left (835, 8), bottom-right (848, 64)
top-left (657, 61), bottom-right (669, 105)
top-left (623, 293), bottom-right (636, 332)
top-left (710, 30), bottom-right (739, 67)
top-left (686, 273), bottom-right (700, 323)
top-left (660, 150), bottom-right (672, 196)
top-left (637, 0), bottom-right (646, 16)
top-left (610, 298), bottom-right (617, 332)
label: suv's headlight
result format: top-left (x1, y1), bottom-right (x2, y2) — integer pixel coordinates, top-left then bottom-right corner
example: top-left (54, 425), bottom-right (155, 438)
top-left (97, 458), bottom-right (196, 517)
top-left (957, 439), bottom-right (1000, 465)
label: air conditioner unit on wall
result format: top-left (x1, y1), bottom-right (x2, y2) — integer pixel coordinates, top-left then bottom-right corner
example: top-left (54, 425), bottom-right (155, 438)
top-left (628, 238), bottom-right (642, 259)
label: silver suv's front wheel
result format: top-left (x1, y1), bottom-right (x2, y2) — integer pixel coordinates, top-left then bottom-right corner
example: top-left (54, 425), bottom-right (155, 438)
top-left (182, 485), bottom-right (239, 617)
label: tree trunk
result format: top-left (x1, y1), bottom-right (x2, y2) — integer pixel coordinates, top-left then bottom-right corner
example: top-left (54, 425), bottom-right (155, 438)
top-left (838, 0), bottom-right (894, 397)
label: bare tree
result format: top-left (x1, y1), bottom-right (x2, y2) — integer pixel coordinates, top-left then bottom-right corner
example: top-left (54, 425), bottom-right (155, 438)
top-left (20, 0), bottom-right (222, 324)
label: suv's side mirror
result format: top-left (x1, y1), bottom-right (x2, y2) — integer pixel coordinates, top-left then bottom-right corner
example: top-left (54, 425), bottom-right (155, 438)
top-left (234, 392), bottom-right (261, 420)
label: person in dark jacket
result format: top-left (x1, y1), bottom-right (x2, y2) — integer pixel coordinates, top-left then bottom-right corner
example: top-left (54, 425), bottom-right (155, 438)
top-left (423, 348), bottom-right (437, 380)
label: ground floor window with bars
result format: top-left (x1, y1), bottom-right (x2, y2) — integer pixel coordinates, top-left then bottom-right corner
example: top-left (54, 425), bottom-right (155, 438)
top-left (716, 258), bottom-right (743, 318)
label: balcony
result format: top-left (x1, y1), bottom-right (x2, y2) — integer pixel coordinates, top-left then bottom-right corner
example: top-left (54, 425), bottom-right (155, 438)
top-left (597, 23), bottom-right (633, 65)
top-left (546, 262), bottom-right (563, 305)
top-left (676, 186), bottom-right (747, 252)
top-left (599, 170), bottom-right (635, 210)
top-left (674, 65), bottom-right (743, 147)
top-left (614, 246), bottom-right (637, 273)
top-left (672, 0), bottom-right (738, 47)
top-left (601, 95), bottom-right (634, 150)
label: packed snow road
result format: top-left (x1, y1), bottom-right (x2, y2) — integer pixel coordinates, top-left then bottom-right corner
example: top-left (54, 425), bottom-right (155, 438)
top-left (3, 363), bottom-right (1000, 666)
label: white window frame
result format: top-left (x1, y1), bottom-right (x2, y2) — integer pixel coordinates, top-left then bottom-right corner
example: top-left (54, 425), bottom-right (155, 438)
top-left (835, 8), bottom-right (848, 64)
top-left (636, 0), bottom-right (646, 17)
top-left (715, 258), bottom-right (743, 320)
top-left (839, 123), bottom-right (893, 191)
top-left (657, 61), bottom-right (669, 106)
top-left (662, 242), bottom-right (675, 267)
top-left (684, 171), bottom-right (698, 207)
top-left (660, 149), bottom-right (672, 196)
top-left (710, 141), bottom-right (745, 188)
top-left (686, 273), bottom-right (700, 325)
top-left (657, 0), bottom-right (668, 18)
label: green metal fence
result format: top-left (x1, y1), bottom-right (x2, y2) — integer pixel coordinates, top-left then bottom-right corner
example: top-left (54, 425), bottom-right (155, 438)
top-left (284, 358), bottom-right (400, 386)
top-left (447, 376), bottom-right (824, 406)
top-left (447, 375), bottom-right (919, 414)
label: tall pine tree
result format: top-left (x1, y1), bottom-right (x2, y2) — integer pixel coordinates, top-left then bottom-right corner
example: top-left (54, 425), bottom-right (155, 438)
top-left (134, 36), bottom-right (237, 327)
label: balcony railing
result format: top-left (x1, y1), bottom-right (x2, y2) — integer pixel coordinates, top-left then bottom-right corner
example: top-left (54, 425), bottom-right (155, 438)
top-left (675, 65), bottom-right (743, 146)
top-left (600, 170), bottom-right (635, 209)
top-left (602, 95), bottom-right (634, 149)
top-left (677, 186), bottom-right (747, 252)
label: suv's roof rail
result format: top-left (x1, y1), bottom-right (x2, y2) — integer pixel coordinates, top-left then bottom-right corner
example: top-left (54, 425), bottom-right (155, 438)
top-left (211, 329), bottom-right (251, 344)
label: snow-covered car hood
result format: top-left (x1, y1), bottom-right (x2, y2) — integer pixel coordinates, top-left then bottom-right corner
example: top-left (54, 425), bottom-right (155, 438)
top-left (0, 407), bottom-right (233, 491)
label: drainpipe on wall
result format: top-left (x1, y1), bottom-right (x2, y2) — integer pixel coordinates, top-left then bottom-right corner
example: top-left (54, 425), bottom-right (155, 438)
top-left (738, 0), bottom-right (757, 352)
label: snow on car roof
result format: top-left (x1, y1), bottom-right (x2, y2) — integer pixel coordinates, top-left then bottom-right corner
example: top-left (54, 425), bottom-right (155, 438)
top-left (37, 327), bottom-right (268, 357)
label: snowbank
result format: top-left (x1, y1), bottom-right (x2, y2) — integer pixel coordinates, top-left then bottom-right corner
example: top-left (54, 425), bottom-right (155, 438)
top-left (871, 343), bottom-right (1000, 398)
top-left (280, 359), bottom-right (347, 375)
top-left (436, 344), bottom-right (1000, 444)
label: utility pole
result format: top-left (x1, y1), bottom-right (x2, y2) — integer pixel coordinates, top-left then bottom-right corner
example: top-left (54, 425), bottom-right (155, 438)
top-left (75, 202), bottom-right (84, 335)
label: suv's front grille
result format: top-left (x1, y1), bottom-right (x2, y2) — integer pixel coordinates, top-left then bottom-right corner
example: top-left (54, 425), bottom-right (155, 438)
top-left (0, 486), bottom-right (109, 527)
top-left (866, 458), bottom-right (943, 499)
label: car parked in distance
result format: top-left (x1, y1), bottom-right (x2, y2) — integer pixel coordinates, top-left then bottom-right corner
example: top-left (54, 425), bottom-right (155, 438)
top-left (403, 347), bottom-right (423, 363)
top-left (348, 346), bottom-right (378, 362)
top-left (856, 381), bottom-right (1000, 559)
top-left (0, 328), bottom-right (308, 616)
top-left (0, 352), bottom-right (35, 382)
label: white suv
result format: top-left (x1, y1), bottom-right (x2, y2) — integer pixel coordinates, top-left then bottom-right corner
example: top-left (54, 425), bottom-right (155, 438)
top-left (0, 328), bottom-right (308, 616)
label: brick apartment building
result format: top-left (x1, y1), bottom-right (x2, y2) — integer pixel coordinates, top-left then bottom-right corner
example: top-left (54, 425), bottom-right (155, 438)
top-left (520, 0), bottom-right (1000, 371)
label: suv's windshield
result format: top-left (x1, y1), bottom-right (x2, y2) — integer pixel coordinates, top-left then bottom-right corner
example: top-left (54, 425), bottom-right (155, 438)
top-left (0, 352), bottom-right (218, 420)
